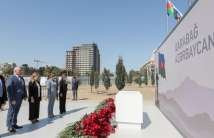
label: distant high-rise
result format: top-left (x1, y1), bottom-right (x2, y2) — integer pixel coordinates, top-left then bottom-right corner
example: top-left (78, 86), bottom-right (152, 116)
top-left (66, 43), bottom-right (100, 76)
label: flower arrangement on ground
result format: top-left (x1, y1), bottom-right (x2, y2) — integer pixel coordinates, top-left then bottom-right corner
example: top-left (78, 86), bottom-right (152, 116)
top-left (59, 98), bottom-right (116, 138)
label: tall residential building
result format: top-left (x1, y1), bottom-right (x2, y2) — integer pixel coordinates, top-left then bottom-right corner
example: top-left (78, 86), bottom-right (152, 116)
top-left (66, 43), bottom-right (100, 76)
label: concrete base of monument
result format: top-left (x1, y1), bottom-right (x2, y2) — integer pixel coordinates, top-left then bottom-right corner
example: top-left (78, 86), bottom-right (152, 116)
top-left (113, 91), bottom-right (182, 138)
top-left (116, 91), bottom-right (144, 130)
top-left (110, 102), bottom-right (184, 138)
top-left (117, 122), bottom-right (143, 130)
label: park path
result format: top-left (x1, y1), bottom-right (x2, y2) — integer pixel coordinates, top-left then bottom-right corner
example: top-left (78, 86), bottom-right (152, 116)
top-left (0, 100), bottom-right (97, 138)
top-left (0, 100), bottom-right (183, 138)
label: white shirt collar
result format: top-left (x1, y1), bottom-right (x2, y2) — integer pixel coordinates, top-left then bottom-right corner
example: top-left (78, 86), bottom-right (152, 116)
top-left (15, 75), bottom-right (21, 80)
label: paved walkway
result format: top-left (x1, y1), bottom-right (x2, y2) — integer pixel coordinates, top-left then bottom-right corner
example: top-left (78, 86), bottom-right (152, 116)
top-left (110, 102), bottom-right (183, 138)
top-left (0, 100), bottom-right (97, 138)
top-left (0, 101), bottom-right (183, 138)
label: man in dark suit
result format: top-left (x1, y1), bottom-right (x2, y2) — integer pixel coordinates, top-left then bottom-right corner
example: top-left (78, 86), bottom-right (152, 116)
top-left (6, 67), bottom-right (27, 133)
top-left (59, 73), bottom-right (68, 114)
top-left (0, 74), bottom-right (7, 110)
top-left (72, 76), bottom-right (79, 101)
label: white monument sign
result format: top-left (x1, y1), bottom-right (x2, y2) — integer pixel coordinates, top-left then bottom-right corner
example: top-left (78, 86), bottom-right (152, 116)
top-left (116, 91), bottom-right (143, 129)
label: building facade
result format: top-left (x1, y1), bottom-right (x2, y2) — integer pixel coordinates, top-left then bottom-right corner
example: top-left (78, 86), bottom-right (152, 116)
top-left (66, 43), bottom-right (100, 76)
top-left (140, 50), bottom-right (156, 86)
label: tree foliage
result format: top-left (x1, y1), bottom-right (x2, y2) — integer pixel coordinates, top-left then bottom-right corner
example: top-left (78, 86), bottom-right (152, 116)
top-left (143, 68), bottom-right (148, 85)
top-left (94, 71), bottom-right (100, 90)
top-left (115, 57), bottom-right (126, 90)
top-left (135, 76), bottom-right (143, 87)
top-left (127, 71), bottom-right (133, 84)
top-left (102, 68), bottom-right (111, 90)
top-left (151, 70), bottom-right (155, 86)
top-left (21, 64), bottom-right (35, 76)
top-left (1, 63), bottom-right (16, 76)
top-left (89, 67), bottom-right (95, 92)
top-left (0, 63), bottom-right (63, 77)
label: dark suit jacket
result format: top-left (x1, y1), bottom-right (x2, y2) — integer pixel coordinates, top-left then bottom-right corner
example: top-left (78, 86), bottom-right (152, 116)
top-left (72, 79), bottom-right (79, 90)
top-left (0, 75), bottom-right (7, 104)
top-left (6, 75), bottom-right (27, 102)
top-left (28, 80), bottom-right (42, 102)
top-left (59, 79), bottom-right (67, 98)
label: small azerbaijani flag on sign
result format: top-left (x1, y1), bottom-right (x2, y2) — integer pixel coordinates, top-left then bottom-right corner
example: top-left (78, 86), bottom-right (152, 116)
top-left (166, 0), bottom-right (183, 21)
top-left (173, 6), bottom-right (183, 21)
top-left (158, 53), bottom-right (166, 79)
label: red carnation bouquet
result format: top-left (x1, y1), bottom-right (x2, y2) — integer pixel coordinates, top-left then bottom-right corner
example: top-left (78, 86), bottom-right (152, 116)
top-left (59, 98), bottom-right (116, 138)
top-left (81, 98), bottom-right (115, 138)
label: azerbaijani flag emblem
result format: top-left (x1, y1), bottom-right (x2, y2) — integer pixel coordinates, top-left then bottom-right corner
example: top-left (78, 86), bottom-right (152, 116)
top-left (166, 1), bottom-right (183, 21)
top-left (158, 53), bottom-right (166, 79)
top-left (167, 1), bottom-right (174, 16)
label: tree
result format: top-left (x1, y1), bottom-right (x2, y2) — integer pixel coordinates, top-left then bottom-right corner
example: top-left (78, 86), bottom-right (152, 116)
top-left (135, 76), bottom-right (143, 87)
top-left (127, 70), bottom-right (133, 84)
top-left (143, 68), bottom-right (148, 86)
top-left (21, 64), bottom-right (35, 76)
top-left (151, 70), bottom-right (155, 86)
top-left (43, 66), bottom-right (52, 76)
top-left (40, 65), bottom-right (63, 76)
top-left (37, 67), bottom-right (45, 76)
top-left (89, 67), bottom-right (95, 93)
top-left (21, 64), bottom-right (30, 75)
top-left (51, 66), bottom-right (62, 76)
top-left (94, 71), bottom-right (100, 91)
top-left (102, 68), bottom-right (111, 91)
top-left (115, 57), bottom-right (126, 90)
top-left (1, 63), bottom-right (14, 76)
top-left (125, 71), bottom-right (128, 83)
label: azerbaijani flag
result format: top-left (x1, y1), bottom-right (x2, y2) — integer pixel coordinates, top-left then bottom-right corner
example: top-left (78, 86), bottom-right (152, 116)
top-left (167, 1), bottom-right (183, 21)
top-left (167, 1), bottom-right (174, 16)
top-left (173, 6), bottom-right (183, 21)
top-left (158, 53), bottom-right (166, 79)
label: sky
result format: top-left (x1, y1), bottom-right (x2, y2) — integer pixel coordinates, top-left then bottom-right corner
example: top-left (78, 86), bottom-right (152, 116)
top-left (0, 0), bottom-right (190, 72)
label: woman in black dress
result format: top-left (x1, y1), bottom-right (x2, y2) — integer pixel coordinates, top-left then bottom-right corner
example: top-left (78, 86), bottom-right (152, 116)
top-left (28, 72), bottom-right (41, 123)
top-left (59, 73), bottom-right (68, 114)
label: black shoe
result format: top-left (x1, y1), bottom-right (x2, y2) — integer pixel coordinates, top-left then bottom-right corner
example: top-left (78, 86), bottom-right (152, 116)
top-left (8, 128), bottom-right (16, 133)
top-left (48, 115), bottom-right (55, 118)
top-left (31, 120), bottom-right (36, 124)
top-left (32, 119), bottom-right (39, 123)
top-left (13, 125), bottom-right (23, 129)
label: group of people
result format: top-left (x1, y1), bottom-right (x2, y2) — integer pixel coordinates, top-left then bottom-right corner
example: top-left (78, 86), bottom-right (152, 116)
top-left (0, 67), bottom-right (79, 133)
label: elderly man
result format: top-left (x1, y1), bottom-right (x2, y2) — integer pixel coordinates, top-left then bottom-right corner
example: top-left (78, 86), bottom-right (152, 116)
top-left (6, 67), bottom-right (27, 133)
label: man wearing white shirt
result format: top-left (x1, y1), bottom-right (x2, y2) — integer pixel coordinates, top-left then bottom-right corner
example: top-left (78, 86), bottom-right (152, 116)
top-left (6, 67), bottom-right (27, 133)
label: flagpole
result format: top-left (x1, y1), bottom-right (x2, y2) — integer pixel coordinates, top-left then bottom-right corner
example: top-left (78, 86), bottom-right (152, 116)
top-left (166, 0), bottom-right (169, 34)
top-left (166, 11), bottom-right (169, 33)
top-left (188, 0), bottom-right (192, 7)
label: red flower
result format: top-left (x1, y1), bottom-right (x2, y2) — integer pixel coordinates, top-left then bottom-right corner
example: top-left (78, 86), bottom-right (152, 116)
top-left (78, 98), bottom-right (116, 138)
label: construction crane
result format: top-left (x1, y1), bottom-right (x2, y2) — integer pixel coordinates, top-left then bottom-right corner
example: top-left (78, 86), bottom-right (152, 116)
top-left (33, 59), bottom-right (47, 68)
